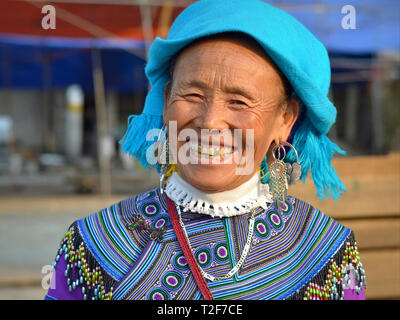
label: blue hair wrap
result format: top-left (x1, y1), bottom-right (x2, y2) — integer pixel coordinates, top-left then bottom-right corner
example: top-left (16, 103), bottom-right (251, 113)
top-left (119, 0), bottom-right (346, 200)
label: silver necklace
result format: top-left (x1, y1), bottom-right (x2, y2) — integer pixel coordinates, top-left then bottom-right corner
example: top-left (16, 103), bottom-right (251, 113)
top-left (175, 204), bottom-right (257, 282)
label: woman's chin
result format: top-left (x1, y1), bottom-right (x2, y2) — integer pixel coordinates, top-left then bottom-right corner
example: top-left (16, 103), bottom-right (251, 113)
top-left (175, 148), bottom-right (255, 192)
top-left (177, 163), bottom-right (247, 192)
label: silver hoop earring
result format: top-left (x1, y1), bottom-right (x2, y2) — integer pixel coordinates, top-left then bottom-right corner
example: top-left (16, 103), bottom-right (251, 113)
top-left (154, 124), bottom-right (168, 165)
top-left (270, 141), bottom-right (301, 211)
top-left (154, 124), bottom-right (171, 194)
top-left (284, 141), bottom-right (301, 186)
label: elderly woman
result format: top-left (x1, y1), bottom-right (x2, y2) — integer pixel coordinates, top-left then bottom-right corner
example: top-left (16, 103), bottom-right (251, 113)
top-left (45, 0), bottom-right (366, 300)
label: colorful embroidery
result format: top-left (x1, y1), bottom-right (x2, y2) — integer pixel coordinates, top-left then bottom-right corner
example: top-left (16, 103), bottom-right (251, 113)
top-left (251, 197), bottom-right (295, 244)
top-left (50, 187), bottom-right (366, 300)
top-left (214, 243), bottom-right (229, 262)
top-left (53, 225), bottom-right (116, 300)
top-left (127, 214), bottom-right (166, 242)
top-left (112, 190), bottom-right (366, 300)
top-left (302, 242), bottom-right (366, 300)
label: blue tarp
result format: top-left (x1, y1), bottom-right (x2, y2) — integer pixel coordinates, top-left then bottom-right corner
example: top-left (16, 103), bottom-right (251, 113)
top-left (0, 34), bottom-right (148, 92)
top-left (268, 0), bottom-right (399, 53)
top-left (0, 0), bottom-right (398, 91)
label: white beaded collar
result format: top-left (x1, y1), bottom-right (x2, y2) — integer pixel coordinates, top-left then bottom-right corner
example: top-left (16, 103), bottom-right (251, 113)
top-left (164, 171), bottom-right (273, 217)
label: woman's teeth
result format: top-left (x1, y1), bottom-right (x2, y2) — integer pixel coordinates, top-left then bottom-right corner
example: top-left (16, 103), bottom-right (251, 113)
top-left (189, 144), bottom-right (233, 158)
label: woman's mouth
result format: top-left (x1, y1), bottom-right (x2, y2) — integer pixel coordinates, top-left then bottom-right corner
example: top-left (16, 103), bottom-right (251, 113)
top-left (186, 142), bottom-right (239, 164)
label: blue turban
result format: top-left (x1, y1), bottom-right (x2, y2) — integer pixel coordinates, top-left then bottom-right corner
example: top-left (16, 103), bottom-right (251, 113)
top-left (120, 0), bottom-right (346, 200)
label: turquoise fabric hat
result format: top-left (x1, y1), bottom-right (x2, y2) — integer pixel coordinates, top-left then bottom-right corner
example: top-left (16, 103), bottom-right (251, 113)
top-left (120, 0), bottom-right (346, 200)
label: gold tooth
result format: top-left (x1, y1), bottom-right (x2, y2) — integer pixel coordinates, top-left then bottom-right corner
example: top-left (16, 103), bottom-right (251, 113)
top-left (194, 144), bottom-right (233, 158)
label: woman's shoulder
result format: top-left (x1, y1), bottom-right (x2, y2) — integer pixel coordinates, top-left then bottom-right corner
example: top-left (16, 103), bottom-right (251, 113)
top-left (59, 187), bottom-right (167, 270)
top-left (287, 195), bottom-right (350, 232)
top-left (45, 187), bottom-right (167, 300)
top-left (282, 196), bottom-right (366, 299)
top-left (285, 195), bottom-right (357, 252)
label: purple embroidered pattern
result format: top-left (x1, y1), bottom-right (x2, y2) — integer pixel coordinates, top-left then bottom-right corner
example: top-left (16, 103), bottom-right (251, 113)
top-left (46, 188), bottom-right (366, 300)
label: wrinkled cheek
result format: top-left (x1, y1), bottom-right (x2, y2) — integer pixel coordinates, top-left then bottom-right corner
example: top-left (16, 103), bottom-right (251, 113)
top-left (247, 128), bottom-right (274, 165)
top-left (164, 100), bottom-right (194, 122)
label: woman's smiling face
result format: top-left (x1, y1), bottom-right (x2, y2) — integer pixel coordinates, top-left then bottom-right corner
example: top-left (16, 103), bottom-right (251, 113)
top-left (163, 35), bottom-right (299, 192)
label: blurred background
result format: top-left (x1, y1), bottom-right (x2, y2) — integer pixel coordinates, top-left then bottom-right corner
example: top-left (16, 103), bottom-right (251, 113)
top-left (0, 0), bottom-right (398, 300)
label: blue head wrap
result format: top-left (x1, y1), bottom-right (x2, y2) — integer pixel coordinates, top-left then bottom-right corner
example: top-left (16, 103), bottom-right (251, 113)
top-left (120, 0), bottom-right (346, 200)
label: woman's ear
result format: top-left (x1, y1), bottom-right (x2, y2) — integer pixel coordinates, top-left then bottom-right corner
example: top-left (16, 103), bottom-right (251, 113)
top-left (279, 97), bottom-right (300, 142)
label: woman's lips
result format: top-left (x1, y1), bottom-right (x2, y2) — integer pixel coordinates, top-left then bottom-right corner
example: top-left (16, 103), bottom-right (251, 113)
top-left (182, 142), bottom-right (241, 165)
top-left (190, 143), bottom-right (234, 156)
top-left (185, 136), bottom-right (237, 150)
top-left (179, 134), bottom-right (244, 165)
top-left (175, 131), bottom-right (251, 172)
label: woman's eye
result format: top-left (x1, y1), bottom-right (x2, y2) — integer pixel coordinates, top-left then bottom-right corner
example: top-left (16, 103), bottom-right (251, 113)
top-left (230, 100), bottom-right (247, 107)
top-left (186, 93), bottom-right (203, 100)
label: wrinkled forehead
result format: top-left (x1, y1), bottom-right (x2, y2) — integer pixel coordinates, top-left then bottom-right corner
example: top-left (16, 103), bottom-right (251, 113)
top-left (169, 32), bottom-right (272, 76)
top-left (167, 32), bottom-right (293, 97)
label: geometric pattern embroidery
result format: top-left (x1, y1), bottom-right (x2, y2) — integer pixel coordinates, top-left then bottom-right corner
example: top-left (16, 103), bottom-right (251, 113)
top-left (303, 241), bottom-right (366, 300)
top-left (50, 187), bottom-right (366, 300)
top-left (252, 197), bottom-right (295, 243)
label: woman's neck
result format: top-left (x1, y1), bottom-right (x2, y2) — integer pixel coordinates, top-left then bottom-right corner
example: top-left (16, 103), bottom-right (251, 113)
top-left (164, 171), bottom-right (273, 217)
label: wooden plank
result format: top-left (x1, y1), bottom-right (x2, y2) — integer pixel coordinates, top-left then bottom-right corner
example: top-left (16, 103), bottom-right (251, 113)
top-left (0, 287), bottom-right (47, 300)
top-left (290, 152), bottom-right (400, 299)
top-left (290, 175), bottom-right (400, 219)
top-left (289, 152), bottom-right (400, 219)
top-left (0, 195), bottom-right (127, 215)
top-left (360, 248), bottom-right (400, 299)
top-left (338, 218), bottom-right (400, 250)
top-left (332, 152), bottom-right (400, 177)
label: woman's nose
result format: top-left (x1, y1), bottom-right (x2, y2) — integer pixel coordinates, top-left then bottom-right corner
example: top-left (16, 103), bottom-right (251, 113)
top-left (197, 100), bottom-right (229, 131)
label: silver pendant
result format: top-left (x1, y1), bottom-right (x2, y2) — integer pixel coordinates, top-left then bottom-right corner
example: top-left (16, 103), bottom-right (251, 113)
top-left (270, 159), bottom-right (288, 211)
top-left (285, 161), bottom-right (301, 185)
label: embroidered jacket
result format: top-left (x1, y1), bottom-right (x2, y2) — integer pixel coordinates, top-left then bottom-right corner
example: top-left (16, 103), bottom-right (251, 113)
top-left (45, 187), bottom-right (366, 300)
